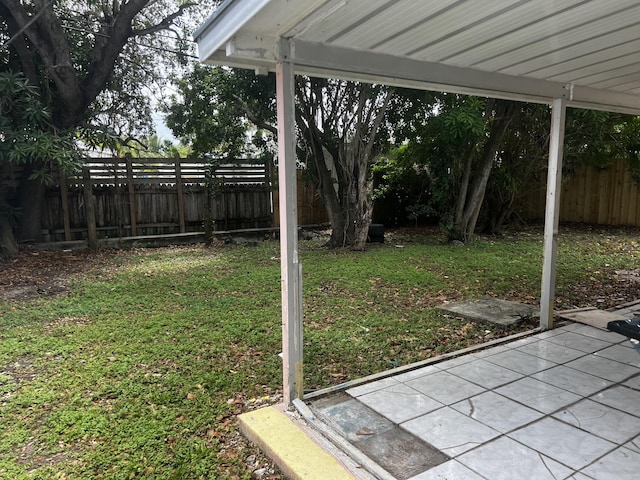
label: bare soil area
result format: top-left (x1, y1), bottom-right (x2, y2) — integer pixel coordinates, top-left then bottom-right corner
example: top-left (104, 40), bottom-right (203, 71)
top-left (0, 249), bottom-right (115, 301)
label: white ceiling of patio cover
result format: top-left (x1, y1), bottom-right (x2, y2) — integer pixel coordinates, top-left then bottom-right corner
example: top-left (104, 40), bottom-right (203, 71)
top-left (194, 0), bottom-right (640, 114)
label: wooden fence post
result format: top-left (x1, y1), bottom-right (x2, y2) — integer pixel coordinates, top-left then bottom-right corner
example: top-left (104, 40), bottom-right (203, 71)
top-left (125, 153), bottom-right (137, 236)
top-left (267, 158), bottom-right (278, 228)
top-left (60, 173), bottom-right (72, 241)
top-left (113, 160), bottom-right (123, 238)
top-left (82, 167), bottom-right (98, 250)
top-left (175, 154), bottom-right (186, 233)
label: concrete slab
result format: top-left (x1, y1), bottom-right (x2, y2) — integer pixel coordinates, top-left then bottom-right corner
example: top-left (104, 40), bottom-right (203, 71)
top-left (438, 297), bottom-right (538, 326)
top-left (610, 299), bottom-right (640, 319)
top-left (352, 427), bottom-right (448, 480)
top-left (238, 405), bottom-right (357, 480)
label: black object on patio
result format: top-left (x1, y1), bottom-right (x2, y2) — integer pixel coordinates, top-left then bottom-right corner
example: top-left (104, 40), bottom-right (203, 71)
top-left (608, 318), bottom-right (640, 355)
top-left (608, 317), bottom-right (640, 341)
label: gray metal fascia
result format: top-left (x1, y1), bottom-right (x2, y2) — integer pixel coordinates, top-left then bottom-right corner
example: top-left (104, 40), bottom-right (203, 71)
top-left (194, 0), bottom-right (272, 62)
top-left (193, 0), bottom-right (236, 40)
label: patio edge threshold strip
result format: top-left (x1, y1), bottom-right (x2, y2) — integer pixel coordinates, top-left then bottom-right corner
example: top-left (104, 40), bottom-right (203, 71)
top-left (238, 404), bottom-right (361, 480)
top-left (293, 398), bottom-right (395, 480)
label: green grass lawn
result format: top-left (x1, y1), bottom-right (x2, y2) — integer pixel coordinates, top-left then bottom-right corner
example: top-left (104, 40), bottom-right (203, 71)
top-left (1, 226), bottom-right (638, 479)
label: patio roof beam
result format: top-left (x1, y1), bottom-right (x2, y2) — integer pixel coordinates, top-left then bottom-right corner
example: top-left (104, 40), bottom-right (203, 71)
top-left (540, 97), bottom-right (567, 330)
top-left (207, 33), bottom-right (640, 115)
top-left (276, 38), bottom-right (304, 406)
top-left (568, 84), bottom-right (640, 115)
top-left (290, 40), bottom-right (570, 104)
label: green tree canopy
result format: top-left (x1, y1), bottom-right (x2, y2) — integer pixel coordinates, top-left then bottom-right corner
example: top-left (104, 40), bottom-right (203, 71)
top-left (165, 63), bottom-right (273, 159)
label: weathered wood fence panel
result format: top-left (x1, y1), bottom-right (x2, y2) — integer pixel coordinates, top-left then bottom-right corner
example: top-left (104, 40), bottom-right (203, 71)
top-left (272, 170), bottom-right (330, 227)
top-left (34, 157), bottom-right (328, 243)
top-left (516, 158), bottom-right (640, 226)
top-left (39, 157), bottom-right (274, 242)
top-left (15, 155), bottom-right (640, 243)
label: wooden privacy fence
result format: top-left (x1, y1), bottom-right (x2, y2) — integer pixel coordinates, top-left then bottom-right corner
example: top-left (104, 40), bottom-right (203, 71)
top-left (516, 158), bottom-right (640, 226)
top-left (272, 170), bottom-right (330, 228)
top-left (40, 157), bottom-right (328, 243)
top-left (13, 156), bottom-right (640, 243)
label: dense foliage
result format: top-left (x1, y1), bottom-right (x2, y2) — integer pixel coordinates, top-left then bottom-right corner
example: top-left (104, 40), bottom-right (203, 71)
top-left (0, 71), bottom-right (82, 258)
top-left (0, 0), bottom-right (206, 256)
top-left (374, 95), bottom-right (640, 238)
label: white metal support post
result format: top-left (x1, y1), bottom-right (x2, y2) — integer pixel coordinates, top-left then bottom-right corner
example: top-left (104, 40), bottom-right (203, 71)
top-left (540, 98), bottom-right (567, 330)
top-left (276, 38), bottom-right (303, 406)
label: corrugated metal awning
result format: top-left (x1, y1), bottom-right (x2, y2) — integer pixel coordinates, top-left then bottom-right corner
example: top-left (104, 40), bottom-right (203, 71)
top-left (194, 0), bottom-right (640, 114)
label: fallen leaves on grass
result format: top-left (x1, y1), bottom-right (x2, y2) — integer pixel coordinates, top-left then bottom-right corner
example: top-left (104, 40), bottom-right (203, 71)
top-left (0, 249), bottom-right (115, 301)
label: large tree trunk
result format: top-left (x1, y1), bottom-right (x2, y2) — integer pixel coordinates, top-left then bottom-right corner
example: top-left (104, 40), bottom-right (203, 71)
top-left (324, 197), bottom-right (372, 250)
top-left (297, 81), bottom-right (392, 249)
top-left (2, 162), bottom-right (49, 248)
top-left (452, 101), bottom-right (516, 240)
top-left (0, 183), bottom-right (18, 260)
top-left (0, 214), bottom-right (18, 261)
top-left (454, 144), bottom-right (476, 225)
top-left (317, 147), bottom-right (369, 249)
top-left (320, 141), bottom-right (377, 250)
top-left (16, 167), bottom-right (46, 243)
top-left (0, 158), bottom-right (16, 259)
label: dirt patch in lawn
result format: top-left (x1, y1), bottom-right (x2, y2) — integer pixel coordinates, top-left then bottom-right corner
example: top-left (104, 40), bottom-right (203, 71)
top-left (0, 249), bottom-right (116, 302)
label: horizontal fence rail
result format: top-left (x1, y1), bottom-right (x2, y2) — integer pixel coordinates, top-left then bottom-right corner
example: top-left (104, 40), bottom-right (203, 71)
top-left (66, 158), bottom-right (270, 187)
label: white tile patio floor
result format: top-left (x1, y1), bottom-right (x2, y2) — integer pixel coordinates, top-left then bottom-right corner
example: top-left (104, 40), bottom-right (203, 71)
top-left (305, 323), bottom-right (640, 480)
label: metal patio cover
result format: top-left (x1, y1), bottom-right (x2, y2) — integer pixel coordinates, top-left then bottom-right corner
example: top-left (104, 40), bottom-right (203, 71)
top-left (194, 0), bottom-right (640, 404)
top-left (195, 0), bottom-right (640, 115)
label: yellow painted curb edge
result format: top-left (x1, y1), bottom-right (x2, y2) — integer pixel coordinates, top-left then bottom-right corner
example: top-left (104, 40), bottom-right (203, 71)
top-left (239, 406), bottom-right (355, 480)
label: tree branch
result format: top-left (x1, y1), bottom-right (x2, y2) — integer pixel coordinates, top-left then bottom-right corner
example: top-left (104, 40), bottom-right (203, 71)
top-left (132, 3), bottom-right (195, 37)
top-left (231, 93), bottom-right (277, 135)
top-left (362, 88), bottom-right (393, 163)
top-left (0, 3), bottom-right (38, 86)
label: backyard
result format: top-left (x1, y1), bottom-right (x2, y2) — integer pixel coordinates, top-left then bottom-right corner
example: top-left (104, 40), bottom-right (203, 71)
top-left (1, 225), bottom-right (639, 479)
